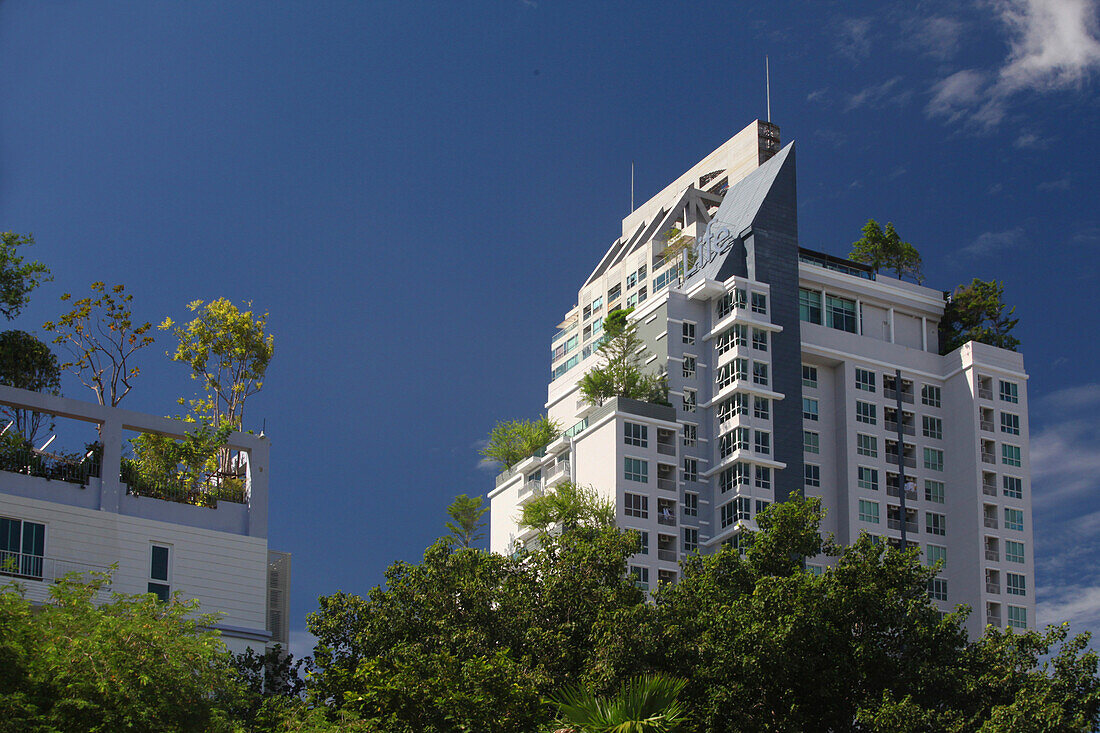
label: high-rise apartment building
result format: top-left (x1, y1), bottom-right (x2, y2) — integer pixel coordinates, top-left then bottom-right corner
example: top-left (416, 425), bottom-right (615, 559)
top-left (489, 120), bottom-right (1033, 638)
top-left (0, 385), bottom-right (289, 654)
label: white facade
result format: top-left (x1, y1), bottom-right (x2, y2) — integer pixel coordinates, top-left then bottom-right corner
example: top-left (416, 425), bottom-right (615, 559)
top-left (0, 386), bottom-right (289, 654)
top-left (490, 120), bottom-right (1034, 638)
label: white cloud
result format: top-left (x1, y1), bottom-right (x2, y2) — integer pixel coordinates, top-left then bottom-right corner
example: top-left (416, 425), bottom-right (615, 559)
top-left (926, 69), bottom-right (994, 122)
top-left (911, 15), bottom-right (966, 60)
top-left (955, 227), bottom-right (1028, 258)
top-left (836, 18), bottom-right (873, 61)
top-left (846, 76), bottom-right (910, 111)
top-left (1030, 384), bottom-right (1100, 503)
top-left (806, 88), bottom-right (829, 104)
top-left (1037, 175), bottom-right (1072, 190)
top-left (1039, 582), bottom-right (1100, 631)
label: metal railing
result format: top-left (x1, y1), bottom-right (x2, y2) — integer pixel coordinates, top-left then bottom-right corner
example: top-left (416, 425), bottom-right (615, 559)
top-left (657, 549), bottom-right (677, 562)
top-left (0, 445), bottom-right (101, 487)
top-left (887, 519), bottom-right (919, 533)
top-left (978, 387), bottom-right (993, 400)
top-left (980, 420), bottom-right (995, 432)
top-left (885, 421), bottom-right (916, 436)
top-left (986, 582), bottom-right (1000, 594)
top-left (986, 549), bottom-right (1000, 562)
top-left (547, 461), bottom-right (570, 481)
top-left (984, 516), bottom-right (999, 529)
top-left (884, 388), bottom-right (914, 404)
top-left (657, 513), bottom-right (676, 526)
top-left (519, 479), bottom-right (542, 496)
top-left (0, 551), bottom-right (111, 585)
top-left (657, 477), bottom-right (677, 492)
top-left (987, 613), bottom-right (1001, 627)
top-left (885, 453), bottom-right (917, 468)
top-left (886, 485), bottom-right (918, 500)
top-left (123, 469), bottom-right (247, 508)
top-left (657, 442), bottom-right (676, 456)
top-left (981, 452), bottom-right (996, 464)
top-left (983, 483), bottom-right (997, 496)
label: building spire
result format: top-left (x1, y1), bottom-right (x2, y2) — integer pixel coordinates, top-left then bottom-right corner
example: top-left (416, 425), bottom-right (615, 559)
top-left (766, 55), bottom-right (771, 123)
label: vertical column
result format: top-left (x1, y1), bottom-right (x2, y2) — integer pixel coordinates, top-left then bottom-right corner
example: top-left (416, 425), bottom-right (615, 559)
top-left (98, 416), bottom-right (123, 513)
top-left (888, 307), bottom-right (896, 343)
top-left (921, 316), bottom-right (928, 351)
top-left (246, 437), bottom-right (270, 539)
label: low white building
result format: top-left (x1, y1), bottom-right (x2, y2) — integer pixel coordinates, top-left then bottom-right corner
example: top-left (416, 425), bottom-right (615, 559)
top-left (0, 385), bottom-right (289, 654)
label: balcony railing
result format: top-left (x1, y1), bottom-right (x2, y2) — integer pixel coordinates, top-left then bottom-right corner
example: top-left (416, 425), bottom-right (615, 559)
top-left (657, 513), bottom-right (677, 526)
top-left (657, 442), bottom-right (676, 456)
top-left (981, 452), bottom-right (996, 464)
top-left (886, 485), bottom-right (918, 500)
top-left (884, 388), bottom-right (915, 404)
top-left (987, 613), bottom-right (1001, 627)
top-left (519, 479), bottom-right (542, 497)
top-left (986, 549), bottom-right (1000, 562)
top-left (121, 464), bottom-right (247, 508)
top-left (657, 549), bottom-right (677, 562)
top-left (0, 444), bottom-right (102, 487)
top-left (983, 483), bottom-right (997, 496)
top-left (885, 453), bottom-right (917, 468)
top-left (978, 386), bottom-right (993, 400)
top-left (547, 461), bottom-right (570, 482)
top-left (980, 420), bottom-right (995, 432)
top-left (0, 550), bottom-right (110, 584)
top-left (984, 517), bottom-right (999, 529)
top-left (884, 421), bottom-right (915, 436)
top-left (887, 519), bottom-right (919, 533)
top-left (986, 582), bottom-right (1000, 594)
top-left (657, 477), bottom-right (677, 492)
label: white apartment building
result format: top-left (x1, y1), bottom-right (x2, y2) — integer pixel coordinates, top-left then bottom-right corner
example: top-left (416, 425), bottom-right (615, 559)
top-left (0, 385), bottom-right (289, 654)
top-left (490, 120), bottom-right (1034, 638)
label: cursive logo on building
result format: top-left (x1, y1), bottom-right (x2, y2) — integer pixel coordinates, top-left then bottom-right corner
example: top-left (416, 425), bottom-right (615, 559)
top-left (685, 223), bottom-right (737, 278)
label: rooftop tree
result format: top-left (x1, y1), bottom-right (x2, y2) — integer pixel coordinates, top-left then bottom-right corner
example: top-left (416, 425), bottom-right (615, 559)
top-left (940, 278), bottom-right (1020, 354)
top-left (579, 308), bottom-right (667, 407)
top-left (848, 219), bottom-right (923, 283)
top-left (0, 330), bottom-right (61, 444)
top-left (481, 415), bottom-right (560, 470)
top-left (0, 231), bottom-right (51, 321)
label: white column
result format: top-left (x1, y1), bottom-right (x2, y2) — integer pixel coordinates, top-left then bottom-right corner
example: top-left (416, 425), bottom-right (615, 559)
top-left (921, 316), bottom-right (928, 351)
top-left (888, 307), bottom-right (895, 343)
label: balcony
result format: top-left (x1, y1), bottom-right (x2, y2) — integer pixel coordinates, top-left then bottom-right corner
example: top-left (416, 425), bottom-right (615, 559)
top-left (887, 519), bottom-right (919, 533)
top-left (884, 420), bottom-right (916, 437)
top-left (986, 549), bottom-right (1000, 562)
top-left (986, 582), bottom-right (1000, 594)
top-left (884, 388), bottom-right (915, 404)
top-left (980, 419), bottom-right (995, 432)
top-left (981, 451), bottom-right (996, 464)
top-left (519, 479), bottom-right (543, 497)
top-left (985, 516), bottom-right (999, 529)
top-left (978, 387), bottom-right (994, 400)
top-left (546, 461), bottom-right (570, 485)
top-left (885, 453), bottom-right (917, 469)
top-left (657, 477), bottom-right (677, 492)
top-left (886, 485), bottom-right (918, 501)
top-left (987, 612), bottom-right (1001, 627)
top-left (657, 441), bottom-right (676, 456)
top-left (983, 483), bottom-right (997, 497)
top-left (657, 549), bottom-right (677, 562)
top-left (0, 550), bottom-right (111, 585)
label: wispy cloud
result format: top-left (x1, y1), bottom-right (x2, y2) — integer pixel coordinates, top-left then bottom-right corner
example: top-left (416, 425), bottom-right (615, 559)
top-left (806, 88), bottom-right (829, 104)
top-left (909, 15), bottom-right (966, 61)
top-left (955, 227), bottom-right (1028, 258)
top-left (927, 0), bottom-right (1100, 127)
top-left (846, 76), bottom-right (911, 111)
top-left (1014, 130), bottom-right (1049, 148)
top-left (836, 18), bottom-right (873, 61)
top-left (1037, 175), bottom-right (1071, 190)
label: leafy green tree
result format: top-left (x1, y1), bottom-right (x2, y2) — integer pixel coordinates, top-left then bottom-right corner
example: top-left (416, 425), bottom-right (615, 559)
top-left (0, 571), bottom-right (242, 732)
top-left (42, 282), bottom-right (155, 407)
top-left (579, 308), bottom-right (667, 407)
top-left (481, 415), bottom-right (561, 469)
top-left (230, 644), bottom-right (307, 732)
top-left (550, 673), bottom-right (688, 733)
top-left (445, 493), bottom-right (489, 548)
top-left (849, 219), bottom-right (923, 282)
top-left (519, 481), bottom-right (615, 533)
top-left (940, 278), bottom-right (1020, 354)
top-left (162, 298), bottom-right (274, 433)
top-left (0, 232), bottom-right (50, 321)
top-left (0, 330), bottom-right (61, 443)
top-left (125, 420), bottom-right (237, 506)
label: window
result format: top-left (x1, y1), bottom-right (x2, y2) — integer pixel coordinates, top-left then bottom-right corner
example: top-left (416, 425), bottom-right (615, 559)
top-left (583, 303), bottom-right (592, 320)
top-left (1001, 412), bottom-right (1020, 435)
top-left (922, 416), bottom-right (943, 440)
top-left (752, 361), bottom-right (769, 386)
top-left (804, 430), bottom-right (820, 454)
top-left (716, 359), bottom-right (748, 388)
top-left (802, 365), bottom-right (818, 388)
top-left (752, 329), bottom-right (768, 351)
top-left (921, 384), bottom-right (941, 407)
top-left (928, 578), bottom-right (948, 601)
top-left (805, 464), bottom-right (821, 487)
top-left (1003, 476), bottom-right (1023, 499)
top-left (755, 466), bottom-right (771, 490)
top-left (754, 430), bottom-right (771, 455)
top-left (630, 566), bottom-right (649, 588)
top-left (624, 422), bottom-right (648, 447)
top-left (717, 288), bottom-right (747, 318)
top-left (565, 335), bottom-right (578, 353)
top-left (582, 325), bottom-right (592, 341)
top-left (608, 283), bottom-right (621, 302)
top-left (999, 380), bottom-right (1019, 403)
top-left (1005, 508), bottom-right (1024, 531)
top-left (683, 528), bottom-right (698, 553)
top-left (751, 291), bottom-right (767, 314)
top-left (719, 462), bottom-right (750, 491)
top-left (625, 458), bottom-right (649, 483)
top-left (736, 496), bottom-right (752, 521)
top-left (683, 492), bottom-right (698, 517)
top-left (626, 270), bottom-right (639, 288)
top-left (753, 396), bottom-right (770, 419)
top-left (625, 493), bottom-right (649, 518)
top-left (682, 389), bottom-right (697, 413)
top-left (682, 423), bottom-right (697, 447)
top-left (856, 401), bottom-right (876, 425)
top-left (1002, 444), bottom-right (1022, 467)
top-left (682, 322), bottom-right (696, 345)
top-left (636, 530), bottom-right (650, 554)
top-left (0, 517), bottom-right (45, 580)
top-left (925, 479), bottom-right (945, 504)
top-left (755, 499), bottom-right (771, 514)
top-left (654, 266), bottom-right (680, 292)
top-left (718, 394), bottom-right (748, 421)
top-left (682, 356), bottom-right (696, 379)
top-left (799, 288), bottom-right (822, 324)
top-left (803, 397), bottom-right (819, 421)
top-left (592, 317), bottom-right (603, 334)
top-left (859, 499), bottom-right (880, 524)
top-left (1005, 540), bottom-right (1025, 564)
top-left (858, 466), bottom-right (879, 491)
top-left (591, 296), bottom-right (602, 312)
top-left (720, 501), bottom-right (736, 528)
top-left (683, 458), bottom-right (698, 483)
top-left (637, 286), bottom-right (647, 303)
top-left (926, 512), bottom-right (946, 536)
top-left (716, 324), bottom-right (747, 354)
top-left (855, 368), bottom-right (876, 392)
top-left (149, 544), bottom-right (171, 602)
top-left (1007, 605), bottom-right (1027, 629)
top-left (923, 447), bottom-right (944, 472)
top-left (857, 434), bottom-right (878, 457)
top-left (1006, 573), bottom-right (1026, 596)
top-left (825, 295), bottom-right (857, 333)
top-left (926, 544), bottom-right (947, 568)
top-left (719, 428), bottom-right (750, 458)
top-left (626, 293), bottom-right (638, 308)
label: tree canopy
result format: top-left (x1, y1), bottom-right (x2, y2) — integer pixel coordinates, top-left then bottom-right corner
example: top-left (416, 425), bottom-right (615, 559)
top-left (444, 493), bottom-right (489, 548)
top-left (579, 308), bottom-right (667, 407)
top-left (0, 232), bottom-right (50, 321)
top-left (519, 480), bottom-right (615, 533)
top-left (848, 219), bottom-right (923, 283)
top-left (481, 415), bottom-right (560, 469)
top-left (0, 330), bottom-right (61, 443)
top-left (940, 278), bottom-right (1020, 354)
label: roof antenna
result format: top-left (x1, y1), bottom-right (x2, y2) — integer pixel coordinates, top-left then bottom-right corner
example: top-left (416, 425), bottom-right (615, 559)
top-left (631, 160), bottom-right (635, 213)
top-left (766, 55), bottom-right (771, 123)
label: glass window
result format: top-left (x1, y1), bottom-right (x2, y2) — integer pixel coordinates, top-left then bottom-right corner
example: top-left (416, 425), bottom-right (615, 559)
top-left (752, 362), bottom-right (769, 386)
top-left (624, 458), bottom-right (648, 483)
top-left (858, 466), bottom-right (878, 491)
top-left (857, 434), bottom-right (877, 458)
top-left (923, 416), bottom-right (943, 440)
top-left (624, 422), bottom-right (648, 447)
top-left (921, 384), bottom-right (941, 407)
top-left (682, 356), bottom-right (696, 379)
top-left (752, 329), bottom-right (768, 351)
top-left (855, 368), bottom-right (876, 392)
top-left (1005, 540), bottom-right (1025, 564)
top-left (736, 496), bottom-right (752, 521)
top-left (825, 295), bottom-right (857, 333)
top-left (924, 447), bottom-right (944, 471)
top-left (683, 528), bottom-right (698, 553)
top-left (716, 324), bottom-right (747, 354)
top-left (1002, 444), bottom-right (1022, 467)
top-left (1001, 412), bottom-right (1020, 435)
top-left (755, 499), bottom-right (771, 514)
top-left (682, 458), bottom-right (698, 483)
top-left (999, 380), bottom-right (1019, 403)
top-left (718, 394), bottom-right (748, 421)
top-left (682, 389), bottom-right (697, 413)
top-left (625, 493), bottom-right (648, 518)
top-left (1007, 605), bottom-right (1027, 629)
top-left (638, 286), bottom-right (647, 303)
top-left (804, 431), bottom-right (820, 454)
top-left (925, 480), bottom-right (945, 504)
top-left (630, 566), bottom-right (649, 588)
top-left (682, 322), bottom-right (695, 345)
top-left (149, 544), bottom-right (171, 602)
top-left (856, 401), bottom-right (876, 424)
top-left (755, 466), bottom-right (771, 490)
top-left (0, 517), bottom-right (46, 580)
top-left (805, 464), bottom-right (821, 487)
top-left (1005, 508), bottom-right (1024, 531)
top-left (751, 292), bottom-right (767, 314)
top-left (682, 423), bottom-right (697, 447)
top-left (802, 365), bottom-right (818, 388)
top-left (683, 492), bottom-right (698, 517)
top-left (719, 462), bottom-right (750, 491)
top-left (1006, 572), bottom-right (1026, 596)
top-left (926, 544), bottom-right (947, 568)
top-left (798, 288), bottom-right (822, 324)
top-left (754, 430), bottom-right (771, 455)
top-left (1003, 476), bottom-right (1023, 499)
top-left (636, 530), bottom-right (649, 554)
top-left (928, 578), bottom-right (948, 601)
top-left (859, 499), bottom-right (880, 523)
top-left (753, 396), bottom-right (770, 419)
top-left (608, 283), bottom-right (621, 302)
top-left (803, 398), bottom-right (819, 421)
top-left (717, 288), bottom-right (747, 318)
top-left (720, 501), bottom-right (736, 528)
top-left (926, 512), bottom-right (946, 536)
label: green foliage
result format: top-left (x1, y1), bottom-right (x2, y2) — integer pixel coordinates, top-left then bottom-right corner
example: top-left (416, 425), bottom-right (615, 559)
top-left (124, 421), bottom-right (239, 507)
top-left (481, 414), bottom-right (561, 469)
top-left (940, 278), bottom-right (1020, 354)
top-left (519, 481), bottom-right (616, 533)
top-left (42, 281), bottom-right (155, 406)
top-left (0, 330), bottom-right (61, 443)
top-left (0, 571), bottom-right (242, 732)
top-left (551, 673), bottom-right (688, 733)
top-left (444, 493), bottom-right (489, 548)
top-left (579, 308), bottom-right (668, 407)
top-left (230, 644), bottom-right (307, 732)
top-left (657, 228), bottom-right (696, 272)
top-left (162, 298), bottom-right (274, 432)
top-left (0, 232), bottom-right (50, 321)
top-left (849, 219), bottom-right (923, 283)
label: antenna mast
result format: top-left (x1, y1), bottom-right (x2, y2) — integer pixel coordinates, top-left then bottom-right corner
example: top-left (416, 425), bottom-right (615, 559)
top-left (766, 55), bottom-right (771, 123)
top-left (631, 160), bottom-right (635, 213)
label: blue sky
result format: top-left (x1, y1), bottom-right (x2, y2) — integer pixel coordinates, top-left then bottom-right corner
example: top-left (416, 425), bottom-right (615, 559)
top-left (1, 1), bottom-right (1098, 653)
